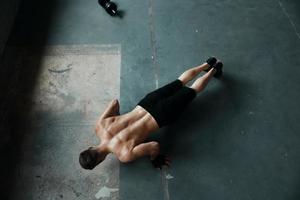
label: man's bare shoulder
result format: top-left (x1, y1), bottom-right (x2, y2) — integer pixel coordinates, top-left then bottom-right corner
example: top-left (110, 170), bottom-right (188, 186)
top-left (95, 117), bottom-right (116, 139)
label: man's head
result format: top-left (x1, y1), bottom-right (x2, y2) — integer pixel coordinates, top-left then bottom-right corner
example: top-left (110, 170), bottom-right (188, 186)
top-left (79, 147), bottom-right (107, 170)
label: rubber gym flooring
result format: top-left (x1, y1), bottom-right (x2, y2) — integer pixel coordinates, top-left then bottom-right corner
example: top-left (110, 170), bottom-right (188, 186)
top-left (0, 0), bottom-right (300, 199)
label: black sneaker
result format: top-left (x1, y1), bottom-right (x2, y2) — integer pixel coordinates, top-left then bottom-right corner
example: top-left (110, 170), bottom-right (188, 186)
top-left (204, 57), bottom-right (217, 72)
top-left (212, 61), bottom-right (223, 78)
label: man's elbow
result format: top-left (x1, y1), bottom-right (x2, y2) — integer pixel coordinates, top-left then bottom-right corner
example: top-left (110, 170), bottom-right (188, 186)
top-left (150, 142), bottom-right (160, 159)
top-left (118, 154), bottom-right (133, 163)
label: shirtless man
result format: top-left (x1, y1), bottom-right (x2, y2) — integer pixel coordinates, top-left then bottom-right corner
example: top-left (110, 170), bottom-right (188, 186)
top-left (79, 57), bottom-right (223, 169)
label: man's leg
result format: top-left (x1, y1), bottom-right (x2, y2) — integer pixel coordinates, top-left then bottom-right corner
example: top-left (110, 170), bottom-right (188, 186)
top-left (190, 68), bottom-right (216, 93)
top-left (155, 61), bottom-right (222, 127)
top-left (178, 57), bottom-right (217, 85)
top-left (157, 67), bottom-right (216, 126)
top-left (178, 62), bottom-right (210, 85)
top-left (155, 59), bottom-right (214, 98)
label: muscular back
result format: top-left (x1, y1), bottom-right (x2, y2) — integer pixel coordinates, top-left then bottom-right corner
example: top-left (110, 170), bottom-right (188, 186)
top-left (95, 100), bottom-right (159, 162)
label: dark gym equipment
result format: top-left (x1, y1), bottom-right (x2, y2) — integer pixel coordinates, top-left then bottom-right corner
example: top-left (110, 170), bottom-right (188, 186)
top-left (98, 0), bottom-right (118, 16)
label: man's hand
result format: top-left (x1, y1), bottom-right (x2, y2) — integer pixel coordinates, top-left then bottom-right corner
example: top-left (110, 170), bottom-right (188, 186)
top-left (151, 154), bottom-right (171, 169)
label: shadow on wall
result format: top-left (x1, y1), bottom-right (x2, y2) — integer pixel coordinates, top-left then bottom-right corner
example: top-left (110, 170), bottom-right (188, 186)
top-left (0, 0), bottom-right (59, 199)
top-left (154, 73), bottom-right (253, 158)
top-left (0, 0), bottom-right (20, 56)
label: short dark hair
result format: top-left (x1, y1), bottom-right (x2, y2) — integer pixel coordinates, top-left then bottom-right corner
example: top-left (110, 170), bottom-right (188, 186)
top-left (79, 148), bottom-right (100, 170)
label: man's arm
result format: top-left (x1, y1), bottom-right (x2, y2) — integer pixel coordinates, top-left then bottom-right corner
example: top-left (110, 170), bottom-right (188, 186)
top-left (119, 142), bottom-right (159, 162)
top-left (132, 141), bottom-right (160, 160)
top-left (120, 142), bottom-right (170, 168)
top-left (99, 99), bottom-right (120, 120)
top-left (95, 99), bottom-right (120, 139)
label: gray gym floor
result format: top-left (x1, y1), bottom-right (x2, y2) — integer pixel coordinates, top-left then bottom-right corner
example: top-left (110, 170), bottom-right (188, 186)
top-left (0, 0), bottom-right (300, 199)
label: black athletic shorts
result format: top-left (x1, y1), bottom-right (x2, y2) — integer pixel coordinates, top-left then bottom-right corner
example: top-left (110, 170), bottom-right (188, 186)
top-left (137, 79), bottom-right (196, 128)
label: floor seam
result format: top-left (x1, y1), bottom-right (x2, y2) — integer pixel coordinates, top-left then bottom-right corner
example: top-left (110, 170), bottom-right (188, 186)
top-left (161, 167), bottom-right (170, 200)
top-left (148, 0), bottom-right (159, 89)
top-left (277, 0), bottom-right (300, 41)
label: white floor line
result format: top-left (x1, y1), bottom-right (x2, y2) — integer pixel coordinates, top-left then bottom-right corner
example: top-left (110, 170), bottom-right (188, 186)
top-left (161, 167), bottom-right (170, 200)
top-left (148, 0), bottom-right (159, 89)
